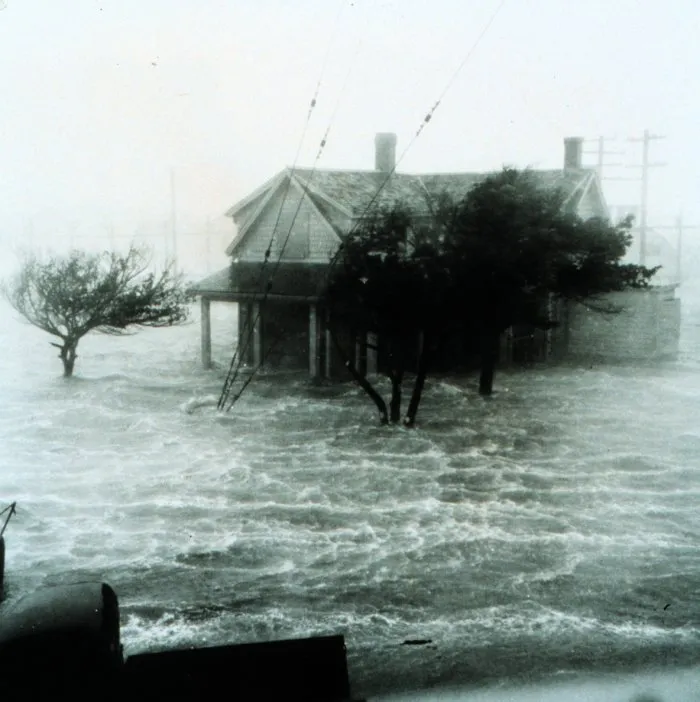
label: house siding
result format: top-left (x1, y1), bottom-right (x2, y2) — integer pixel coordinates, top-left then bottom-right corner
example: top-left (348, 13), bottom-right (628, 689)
top-left (234, 179), bottom-right (340, 263)
top-left (575, 182), bottom-right (606, 220)
top-left (199, 155), bottom-right (682, 377)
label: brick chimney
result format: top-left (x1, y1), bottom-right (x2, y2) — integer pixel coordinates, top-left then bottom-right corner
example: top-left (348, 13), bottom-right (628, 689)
top-left (375, 133), bottom-right (397, 173)
top-left (563, 137), bottom-right (584, 170)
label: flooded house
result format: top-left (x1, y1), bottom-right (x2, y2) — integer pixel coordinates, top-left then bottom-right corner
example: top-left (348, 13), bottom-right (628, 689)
top-left (193, 134), bottom-right (680, 378)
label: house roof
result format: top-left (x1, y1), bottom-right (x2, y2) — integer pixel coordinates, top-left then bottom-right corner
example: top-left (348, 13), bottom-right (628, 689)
top-left (231, 167), bottom-right (596, 219)
top-left (226, 167), bottom-right (597, 246)
top-left (193, 267), bottom-right (231, 296)
top-left (193, 262), bottom-right (330, 300)
top-left (202, 162), bottom-right (602, 296)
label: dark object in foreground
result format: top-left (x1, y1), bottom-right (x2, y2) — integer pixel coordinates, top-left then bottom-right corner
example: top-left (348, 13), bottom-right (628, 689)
top-left (401, 638), bottom-right (433, 646)
top-left (0, 582), bottom-right (123, 696)
top-left (0, 580), bottom-right (356, 700)
top-left (126, 633), bottom-right (352, 699)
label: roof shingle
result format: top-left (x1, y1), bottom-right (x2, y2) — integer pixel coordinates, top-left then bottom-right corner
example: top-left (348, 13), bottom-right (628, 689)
top-left (291, 167), bottom-right (593, 218)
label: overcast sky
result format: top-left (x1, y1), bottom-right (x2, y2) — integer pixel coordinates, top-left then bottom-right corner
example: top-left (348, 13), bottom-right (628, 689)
top-left (1, 0), bottom-right (699, 273)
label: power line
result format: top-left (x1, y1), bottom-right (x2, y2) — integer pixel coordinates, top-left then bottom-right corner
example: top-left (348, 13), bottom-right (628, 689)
top-left (413, 0), bottom-right (507, 143)
top-left (220, 26), bottom-right (365, 412)
top-left (582, 136), bottom-right (624, 180)
top-left (626, 130), bottom-right (666, 266)
top-left (594, 130), bottom-right (667, 266)
top-left (323, 0), bottom-right (509, 273)
top-left (217, 0), bottom-right (349, 411)
top-left (639, 217), bottom-right (700, 285)
top-left (219, 0), bottom-right (508, 410)
top-left (170, 169), bottom-right (178, 271)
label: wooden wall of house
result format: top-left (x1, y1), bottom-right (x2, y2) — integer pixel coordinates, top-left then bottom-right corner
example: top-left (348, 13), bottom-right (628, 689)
top-left (575, 180), bottom-right (609, 221)
top-left (235, 180), bottom-right (342, 264)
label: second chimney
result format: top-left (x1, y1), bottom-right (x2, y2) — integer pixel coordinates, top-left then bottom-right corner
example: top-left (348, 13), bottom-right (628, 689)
top-left (563, 137), bottom-right (584, 170)
top-left (375, 133), bottom-right (397, 173)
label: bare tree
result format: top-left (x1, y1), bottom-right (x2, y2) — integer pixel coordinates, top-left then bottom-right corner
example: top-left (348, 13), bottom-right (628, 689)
top-left (3, 245), bottom-right (192, 377)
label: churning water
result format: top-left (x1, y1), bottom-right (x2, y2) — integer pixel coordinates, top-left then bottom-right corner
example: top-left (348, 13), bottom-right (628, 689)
top-left (1, 290), bottom-right (700, 700)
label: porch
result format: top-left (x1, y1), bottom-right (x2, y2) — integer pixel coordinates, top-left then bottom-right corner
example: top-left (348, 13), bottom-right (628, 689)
top-left (194, 264), bottom-right (377, 380)
top-left (194, 264), bottom-right (562, 381)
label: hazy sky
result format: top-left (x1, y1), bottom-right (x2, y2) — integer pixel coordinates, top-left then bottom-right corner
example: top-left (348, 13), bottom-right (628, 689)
top-left (1, 0), bottom-right (699, 272)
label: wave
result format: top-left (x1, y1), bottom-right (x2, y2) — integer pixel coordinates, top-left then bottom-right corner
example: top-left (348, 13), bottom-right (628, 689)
top-left (181, 395), bottom-right (220, 414)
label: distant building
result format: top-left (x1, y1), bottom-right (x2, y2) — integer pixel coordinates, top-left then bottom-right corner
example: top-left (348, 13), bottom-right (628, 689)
top-left (194, 135), bottom-right (679, 377)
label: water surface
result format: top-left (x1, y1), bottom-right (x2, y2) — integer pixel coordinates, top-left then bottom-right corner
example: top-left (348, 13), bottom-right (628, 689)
top-left (1, 292), bottom-right (699, 698)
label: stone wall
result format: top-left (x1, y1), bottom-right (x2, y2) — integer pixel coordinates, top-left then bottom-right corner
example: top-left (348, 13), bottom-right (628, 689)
top-left (564, 286), bottom-right (680, 362)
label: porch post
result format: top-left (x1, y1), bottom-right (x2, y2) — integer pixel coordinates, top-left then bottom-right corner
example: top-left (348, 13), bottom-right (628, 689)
top-left (237, 302), bottom-right (249, 365)
top-left (324, 309), bottom-right (332, 379)
top-left (251, 302), bottom-right (262, 367)
top-left (200, 296), bottom-right (212, 369)
top-left (309, 303), bottom-right (321, 378)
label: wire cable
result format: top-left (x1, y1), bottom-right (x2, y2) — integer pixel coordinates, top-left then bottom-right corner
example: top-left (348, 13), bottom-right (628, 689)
top-left (217, 0), bottom-right (349, 410)
top-left (221, 0), bottom-right (507, 408)
top-left (222, 13), bottom-right (365, 411)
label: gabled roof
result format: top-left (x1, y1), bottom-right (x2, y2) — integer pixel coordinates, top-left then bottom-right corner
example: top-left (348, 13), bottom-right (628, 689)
top-left (224, 170), bottom-right (286, 219)
top-left (200, 165), bottom-right (605, 297)
top-left (193, 266), bottom-right (231, 296)
top-left (225, 168), bottom-right (343, 257)
top-left (292, 168), bottom-right (434, 216)
top-left (226, 166), bottom-right (599, 234)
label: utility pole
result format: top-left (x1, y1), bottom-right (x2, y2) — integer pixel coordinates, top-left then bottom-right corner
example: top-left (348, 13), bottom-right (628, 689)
top-left (583, 135), bottom-right (624, 181)
top-left (627, 130), bottom-right (666, 266)
top-left (676, 213), bottom-right (683, 284)
top-left (643, 218), bottom-right (700, 285)
top-left (205, 217), bottom-right (212, 273)
top-left (178, 218), bottom-right (217, 276)
top-left (585, 131), bottom-right (697, 283)
top-left (170, 168), bottom-right (178, 270)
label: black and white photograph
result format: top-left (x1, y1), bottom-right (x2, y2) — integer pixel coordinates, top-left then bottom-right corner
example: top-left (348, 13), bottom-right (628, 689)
top-left (0, 2), bottom-right (699, 700)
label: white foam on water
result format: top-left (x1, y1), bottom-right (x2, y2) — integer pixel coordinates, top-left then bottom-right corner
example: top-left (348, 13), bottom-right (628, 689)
top-left (374, 666), bottom-right (700, 702)
top-left (1, 300), bottom-right (700, 696)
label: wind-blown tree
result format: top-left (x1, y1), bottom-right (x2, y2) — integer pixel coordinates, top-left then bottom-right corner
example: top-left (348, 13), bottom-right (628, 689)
top-left (442, 168), bottom-right (659, 395)
top-left (3, 245), bottom-right (191, 377)
top-left (324, 204), bottom-right (452, 427)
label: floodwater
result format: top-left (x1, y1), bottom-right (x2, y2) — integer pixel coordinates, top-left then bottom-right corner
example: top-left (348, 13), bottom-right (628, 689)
top-left (1, 289), bottom-right (699, 700)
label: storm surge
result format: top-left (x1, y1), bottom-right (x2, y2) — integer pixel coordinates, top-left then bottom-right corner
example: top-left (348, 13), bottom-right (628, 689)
top-left (1, 299), bottom-right (699, 699)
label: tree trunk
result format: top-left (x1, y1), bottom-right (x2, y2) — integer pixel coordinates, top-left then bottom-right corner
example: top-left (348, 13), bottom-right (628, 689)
top-left (386, 338), bottom-right (406, 424)
top-left (389, 371), bottom-right (403, 423)
top-left (404, 332), bottom-right (431, 427)
top-left (58, 341), bottom-right (78, 378)
top-left (479, 330), bottom-right (500, 396)
top-left (328, 325), bottom-right (388, 424)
